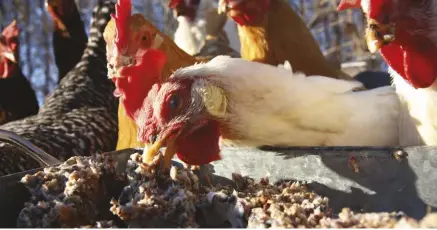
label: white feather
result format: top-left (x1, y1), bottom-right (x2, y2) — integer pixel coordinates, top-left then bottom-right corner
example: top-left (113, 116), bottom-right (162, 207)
top-left (174, 16), bottom-right (206, 55)
top-left (277, 60), bottom-right (292, 71)
top-left (391, 68), bottom-right (437, 146)
top-left (174, 56), bottom-right (400, 147)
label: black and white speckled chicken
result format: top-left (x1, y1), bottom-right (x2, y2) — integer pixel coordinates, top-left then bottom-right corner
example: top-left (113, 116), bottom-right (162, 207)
top-left (0, 0), bottom-right (118, 176)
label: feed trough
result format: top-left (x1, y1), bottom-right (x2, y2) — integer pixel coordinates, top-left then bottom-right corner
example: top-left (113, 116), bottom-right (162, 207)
top-left (0, 144), bottom-right (437, 227)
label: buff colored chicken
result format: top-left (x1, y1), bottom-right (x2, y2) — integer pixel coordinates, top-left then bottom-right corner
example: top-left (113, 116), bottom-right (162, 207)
top-left (218, 0), bottom-right (353, 81)
top-left (103, 0), bottom-right (198, 150)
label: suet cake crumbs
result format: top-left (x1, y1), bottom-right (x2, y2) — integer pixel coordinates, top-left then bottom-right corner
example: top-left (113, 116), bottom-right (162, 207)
top-left (15, 151), bottom-right (437, 228)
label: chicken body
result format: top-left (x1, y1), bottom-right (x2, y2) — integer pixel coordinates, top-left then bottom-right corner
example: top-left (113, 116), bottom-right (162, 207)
top-left (173, 11), bottom-right (207, 56)
top-left (0, 0), bottom-right (118, 176)
top-left (47, 0), bottom-right (88, 83)
top-left (0, 68), bottom-right (39, 126)
top-left (170, 56), bottom-right (400, 147)
top-left (392, 71), bottom-right (437, 146)
top-left (0, 21), bottom-right (39, 125)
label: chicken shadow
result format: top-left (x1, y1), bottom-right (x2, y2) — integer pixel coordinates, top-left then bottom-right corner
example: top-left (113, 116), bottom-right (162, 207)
top-left (257, 146), bottom-right (437, 219)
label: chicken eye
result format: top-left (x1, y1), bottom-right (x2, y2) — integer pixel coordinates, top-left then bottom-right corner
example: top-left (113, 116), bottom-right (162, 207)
top-left (168, 94), bottom-right (180, 111)
top-left (141, 35), bottom-right (147, 41)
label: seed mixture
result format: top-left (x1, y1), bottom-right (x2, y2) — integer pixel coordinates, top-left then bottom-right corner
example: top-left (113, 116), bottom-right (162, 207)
top-left (109, 152), bottom-right (201, 227)
top-left (15, 150), bottom-right (437, 228)
top-left (81, 220), bottom-right (118, 228)
top-left (216, 175), bottom-right (330, 228)
top-left (17, 155), bottom-right (126, 227)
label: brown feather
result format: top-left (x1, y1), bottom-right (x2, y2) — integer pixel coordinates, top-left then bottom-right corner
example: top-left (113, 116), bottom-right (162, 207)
top-left (236, 0), bottom-right (352, 80)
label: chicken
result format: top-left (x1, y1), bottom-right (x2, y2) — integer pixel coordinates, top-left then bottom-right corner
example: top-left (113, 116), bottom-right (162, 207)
top-left (0, 0), bottom-right (118, 176)
top-left (337, 0), bottom-right (437, 146)
top-left (217, 0), bottom-right (352, 81)
top-left (46, 0), bottom-right (88, 82)
top-left (136, 56), bottom-right (400, 168)
top-left (192, 4), bottom-right (240, 59)
top-left (103, 0), bottom-right (198, 150)
top-left (170, 0), bottom-right (214, 55)
top-left (0, 20), bottom-right (39, 126)
top-left (170, 0), bottom-right (240, 59)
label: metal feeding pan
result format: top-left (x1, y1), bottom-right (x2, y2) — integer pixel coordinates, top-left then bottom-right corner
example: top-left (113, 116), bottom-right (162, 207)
top-left (0, 146), bottom-right (437, 227)
top-left (208, 146), bottom-right (437, 220)
top-left (0, 129), bottom-right (62, 167)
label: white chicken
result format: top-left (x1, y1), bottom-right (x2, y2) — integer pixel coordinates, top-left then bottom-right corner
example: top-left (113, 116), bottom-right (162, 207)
top-left (136, 56), bottom-right (400, 167)
top-left (170, 0), bottom-right (240, 55)
top-left (338, 0), bottom-right (437, 146)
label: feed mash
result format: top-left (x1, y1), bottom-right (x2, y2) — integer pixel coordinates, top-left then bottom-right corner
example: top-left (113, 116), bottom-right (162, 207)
top-left (17, 155), bottom-right (125, 227)
top-left (109, 152), bottom-right (200, 227)
top-left (16, 151), bottom-right (437, 228)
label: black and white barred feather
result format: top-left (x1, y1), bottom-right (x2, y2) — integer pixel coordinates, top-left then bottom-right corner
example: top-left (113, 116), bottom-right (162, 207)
top-left (0, 0), bottom-right (118, 176)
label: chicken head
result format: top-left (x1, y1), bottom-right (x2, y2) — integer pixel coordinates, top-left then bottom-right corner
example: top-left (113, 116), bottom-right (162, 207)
top-left (104, 0), bottom-right (168, 119)
top-left (0, 20), bottom-right (19, 79)
top-left (45, 0), bottom-right (77, 37)
top-left (217, 0), bottom-right (271, 25)
top-left (136, 78), bottom-right (222, 169)
top-left (338, 0), bottom-right (437, 88)
top-left (104, 0), bottom-right (164, 78)
top-left (169, 0), bottom-right (201, 21)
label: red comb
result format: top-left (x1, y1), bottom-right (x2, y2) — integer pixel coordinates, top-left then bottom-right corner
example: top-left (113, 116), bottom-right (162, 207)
top-left (337, 0), bottom-right (361, 11)
top-left (2, 20), bottom-right (19, 39)
top-left (111, 0), bottom-right (131, 54)
top-left (2, 20), bottom-right (19, 51)
top-left (169, 0), bottom-right (183, 8)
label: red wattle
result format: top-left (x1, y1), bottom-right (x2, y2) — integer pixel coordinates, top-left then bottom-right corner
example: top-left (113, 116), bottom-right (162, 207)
top-left (402, 42), bottom-right (437, 89)
top-left (380, 44), bottom-right (406, 81)
top-left (380, 37), bottom-right (437, 89)
top-left (175, 121), bottom-right (222, 165)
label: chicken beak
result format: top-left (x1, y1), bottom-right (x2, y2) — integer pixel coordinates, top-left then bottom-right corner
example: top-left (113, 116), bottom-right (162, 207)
top-left (142, 130), bottom-right (180, 170)
top-left (365, 19), bottom-right (395, 53)
top-left (107, 55), bottom-right (133, 79)
top-left (3, 51), bottom-right (16, 63)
